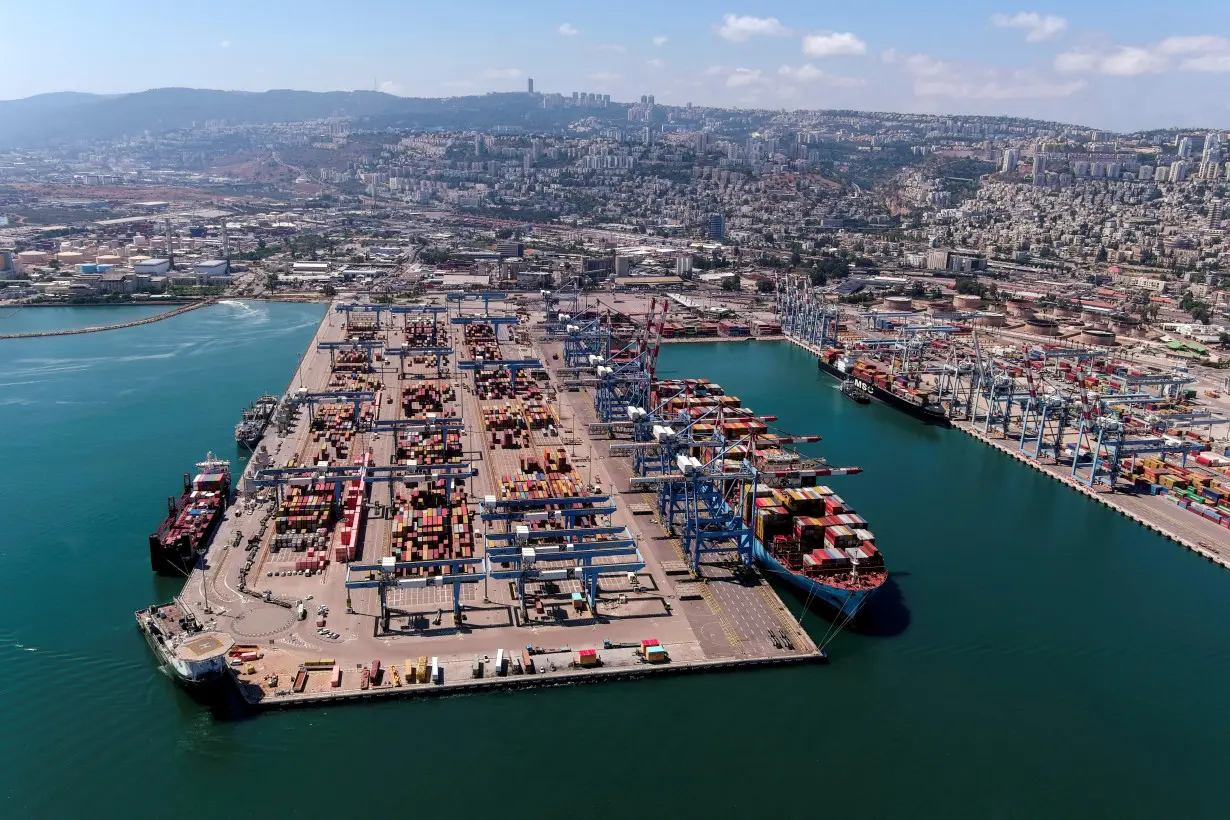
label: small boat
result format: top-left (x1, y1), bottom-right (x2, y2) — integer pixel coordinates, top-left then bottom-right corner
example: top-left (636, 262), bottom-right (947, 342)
top-left (840, 379), bottom-right (871, 404)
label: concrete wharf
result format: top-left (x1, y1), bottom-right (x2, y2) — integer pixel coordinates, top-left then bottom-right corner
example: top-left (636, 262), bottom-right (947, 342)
top-left (173, 298), bottom-right (824, 708)
top-left (782, 335), bottom-right (1230, 570)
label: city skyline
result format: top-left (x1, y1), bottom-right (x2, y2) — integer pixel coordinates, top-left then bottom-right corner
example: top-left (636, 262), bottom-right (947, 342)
top-left (4, 1), bottom-right (1230, 130)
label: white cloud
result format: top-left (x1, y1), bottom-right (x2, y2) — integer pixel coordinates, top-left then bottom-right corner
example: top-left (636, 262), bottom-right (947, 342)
top-left (1098, 46), bottom-right (1168, 76)
top-left (647, 58), bottom-right (664, 69)
top-left (558, 23), bottom-right (580, 37)
top-left (880, 48), bottom-right (900, 64)
top-left (726, 67), bottom-right (763, 87)
top-left (778, 63), bottom-right (865, 88)
top-left (378, 80), bottom-right (402, 94)
top-left (704, 65), bottom-right (726, 76)
top-left (900, 53), bottom-right (1084, 99)
top-left (1055, 35), bottom-right (1230, 76)
top-left (903, 54), bottom-right (947, 78)
top-left (219, 40), bottom-right (230, 49)
top-left (801, 31), bottom-right (867, 57)
top-left (778, 63), bottom-right (824, 82)
top-left (990, 12), bottom-right (1068, 43)
top-left (717, 14), bottom-right (791, 42)
top-left (1154, 35), bottom-right (1229, 55)
top-left (588, 72), bottom-right (621, 83)
top-left (481, 68), bottom-right (523, 80)
top-left (652, 35), bottom-right (669, 47)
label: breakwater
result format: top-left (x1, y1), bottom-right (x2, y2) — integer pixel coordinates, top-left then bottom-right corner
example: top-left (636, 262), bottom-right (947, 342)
top-left (0, 298), bottom-right (216, 339)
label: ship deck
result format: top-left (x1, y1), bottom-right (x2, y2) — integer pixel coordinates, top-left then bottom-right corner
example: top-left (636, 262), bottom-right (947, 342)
top-left (171, 296), bottom-right (826, 708)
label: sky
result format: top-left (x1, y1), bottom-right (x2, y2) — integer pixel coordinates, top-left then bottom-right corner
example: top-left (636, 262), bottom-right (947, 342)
top-left (6, 1), bottom-right (1230, 131)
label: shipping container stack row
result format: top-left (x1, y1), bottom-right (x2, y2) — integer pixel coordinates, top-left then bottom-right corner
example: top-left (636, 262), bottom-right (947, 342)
top-left (334, 458), bottom-right (367, 562)
top-left (396, 429), bottom-right (464, 466)
top-left (717, 320), bottom-right (751, 337)
top-left (402, 383), bottom-right (455, 418)
top-left (499, 472), bottom-right (587, 502)
top-left (516, 448), bottom-right (572, 475)
top-left (332, 349), bottom-right (371, 371)
top-left (271, 484), bottom-right (334, 540)
top-left (328, 371), bottom-right (381, 393)
top-left (474, 368), bottom-right (539, 400)
top-left (389, 481), bottom-right (474, 572)
top-left (745, 483), bottom-right (880, 575)
top-left (1124, 455), bottom-right (1230, 527)
top-left (405, 319), bottom-right (440, 348)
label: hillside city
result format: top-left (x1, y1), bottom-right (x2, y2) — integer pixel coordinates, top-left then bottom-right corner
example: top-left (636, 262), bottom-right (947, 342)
top-left (1, 87), bottom-right (1228, 356)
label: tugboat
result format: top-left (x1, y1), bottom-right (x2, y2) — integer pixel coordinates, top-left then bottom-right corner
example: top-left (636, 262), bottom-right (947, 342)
top-left (135, 599), bottom-right (235, 690)
top-left (235, 394), bottom-right (279, 449)
top-left (839, 379), bottom-right (871, 404)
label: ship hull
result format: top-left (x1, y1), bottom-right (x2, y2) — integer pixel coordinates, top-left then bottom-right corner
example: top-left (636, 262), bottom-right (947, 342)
top-left (752, 539), bottom-right (876, 620)
top-left (817, 358), bottom-right (950, 426)
top-left (148, 493), bottom-right (227, 576)
top-left (136, 612), bottom-right (233, 692)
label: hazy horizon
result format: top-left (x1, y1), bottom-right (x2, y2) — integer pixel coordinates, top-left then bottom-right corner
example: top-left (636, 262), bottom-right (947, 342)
top-left (4, 1), bottom-right (1230, 131)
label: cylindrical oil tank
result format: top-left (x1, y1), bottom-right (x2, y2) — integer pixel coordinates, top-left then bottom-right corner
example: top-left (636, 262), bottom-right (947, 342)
top-left (1026, 317), bottom-right (1060, 336)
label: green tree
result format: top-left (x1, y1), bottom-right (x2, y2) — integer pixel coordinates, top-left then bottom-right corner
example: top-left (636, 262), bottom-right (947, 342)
top-left (1096, 246), bottom-right (1108, 262)
top-left (756, 279), bottom-right (775, 294)
top-left (721, 275), bottom-right (740, 292)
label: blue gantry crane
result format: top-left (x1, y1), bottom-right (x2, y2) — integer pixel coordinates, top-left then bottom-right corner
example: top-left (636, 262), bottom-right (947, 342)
top-left (479, 495), bottom-right (640, 617)
top-left (316, 340), bottom-right (384, 368)
top-left (451, 314), bottom-right (520, 341)
top-left (345, 556), bottom-right (486, 629)
top-left (446, 292), bottom-right (507, 315)
top-left (289, 389), bottom-right (376, 426)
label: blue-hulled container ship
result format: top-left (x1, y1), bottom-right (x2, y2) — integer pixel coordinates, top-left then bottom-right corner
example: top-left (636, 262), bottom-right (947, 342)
top-left (653, 379), bottom-right (885, 621)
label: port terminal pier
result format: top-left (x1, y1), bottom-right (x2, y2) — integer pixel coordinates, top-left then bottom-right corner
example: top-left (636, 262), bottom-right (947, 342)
top-left (171, 295), bottom-right (826, 707)
top-left (772, 273), bottom-right (1230, 568)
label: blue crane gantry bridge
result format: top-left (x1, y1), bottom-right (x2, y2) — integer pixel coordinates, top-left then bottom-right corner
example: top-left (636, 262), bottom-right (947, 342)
top-left (450, 314), bottom-right (520, 341)
top-left (446, 292), bottom-right (508, 315)
top-left (316, 340), bottom-right (383, 368)
top-left (289, 390), bottom-right (376, 425)
top-left (479, 495), bottom-right (641, 617)
top-left (250, 459), bottom-right (481, 626)
top-left (334, 303), bottom-right (392, 329)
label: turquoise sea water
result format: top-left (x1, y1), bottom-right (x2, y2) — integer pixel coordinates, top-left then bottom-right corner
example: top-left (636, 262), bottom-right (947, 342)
top-left (0, 304), bottom-right (173, 334)
top-left (1, 318), bottom-right (1228, 818)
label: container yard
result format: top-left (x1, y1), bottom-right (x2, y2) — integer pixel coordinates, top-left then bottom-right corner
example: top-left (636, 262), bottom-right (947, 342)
top-left (164, 295), bottom-right (833, 708)
top-left (771, 274), bottom-right (1230, 567)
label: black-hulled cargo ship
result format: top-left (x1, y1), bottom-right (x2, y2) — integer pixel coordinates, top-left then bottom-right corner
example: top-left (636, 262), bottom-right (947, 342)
top-left (148, 453), bottom-right (231, 575)
top-left (839, 379), bottom-right (871, 404)
top-left (818, 351), bottom-right (950, 426)
top-left (235, 394), bottom-right (279, 449)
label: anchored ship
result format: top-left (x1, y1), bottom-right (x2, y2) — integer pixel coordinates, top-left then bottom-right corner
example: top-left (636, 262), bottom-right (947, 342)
top-left (136, 599), bottom-right (235, 689)
top-left (235, 394), bottom-right (279, 448)
top-left (818, 350), bottom-right (949, 425)
top-left (148, 453), bottom-right (231, 576)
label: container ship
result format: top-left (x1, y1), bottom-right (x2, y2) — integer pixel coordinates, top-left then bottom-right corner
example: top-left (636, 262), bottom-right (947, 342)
top-left (653, 379), bottom-right (885, 620)
top-left (148, 453), bottom-right (231, 576)
top-left (135, 599), bottom-right (235, 689)
top-left (817, 349), bottom-right (949, 426)
top-left (235, 394), bottom-right (279, 448)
